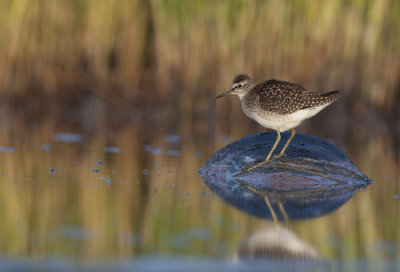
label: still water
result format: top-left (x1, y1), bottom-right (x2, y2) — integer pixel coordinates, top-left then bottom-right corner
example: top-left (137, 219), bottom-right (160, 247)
top-left (0, 112), bottom-right (399, 271)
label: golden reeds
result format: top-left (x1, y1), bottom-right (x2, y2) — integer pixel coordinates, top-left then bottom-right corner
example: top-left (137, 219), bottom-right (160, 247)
top-left (0, 0), bottom-right (399, 116)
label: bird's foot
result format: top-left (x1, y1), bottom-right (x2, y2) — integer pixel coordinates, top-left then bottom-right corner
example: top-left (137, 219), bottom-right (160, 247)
top-left (272, 153), bottom-right (287, 161)
top-left (233, 159), bottom-right (271, 177)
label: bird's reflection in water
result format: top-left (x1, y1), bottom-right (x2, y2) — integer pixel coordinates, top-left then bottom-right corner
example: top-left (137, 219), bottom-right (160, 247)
top-left (237, 226), bottom-right (319, 261)
top-left (232, 186), bottom-right (323, 263)
top-left (199, 132), bottom-right (373, 263)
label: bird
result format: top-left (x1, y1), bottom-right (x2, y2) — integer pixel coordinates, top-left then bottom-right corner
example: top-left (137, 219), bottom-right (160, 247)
top-left (216, 74), bottom-right (340, 173)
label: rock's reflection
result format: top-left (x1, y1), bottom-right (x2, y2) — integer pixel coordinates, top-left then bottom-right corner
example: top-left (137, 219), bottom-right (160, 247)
top-left (200, 132), bottom-right (374, 220)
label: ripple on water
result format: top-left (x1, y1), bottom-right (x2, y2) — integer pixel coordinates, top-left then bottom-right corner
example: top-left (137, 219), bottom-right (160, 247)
top-left (97, 161), bottom-right (105, 166)
top-left (144, 145), bottom-right (162, 155)
top-left (41, 144), bottom-right (51, 151)
top-left (166, 150), bottom-right (180, 156)
top-left (105, 147), bottom-right (120, 153)
top-left (0, 147), bottom-right (16, 152)
top-left (54, 133), bottom-right (83, 143)
top-left (165, 134), bottom-right (181, 144)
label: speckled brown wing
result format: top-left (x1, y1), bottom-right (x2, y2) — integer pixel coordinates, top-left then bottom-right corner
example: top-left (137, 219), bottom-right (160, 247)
top-left (249, 79), bottom-right (309, 115)
top-left (300, 90), bottom-right (340, 110)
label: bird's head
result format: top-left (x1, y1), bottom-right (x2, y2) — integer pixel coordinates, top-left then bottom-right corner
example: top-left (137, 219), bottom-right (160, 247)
top-left (216, 74), bottom-right (255, 100)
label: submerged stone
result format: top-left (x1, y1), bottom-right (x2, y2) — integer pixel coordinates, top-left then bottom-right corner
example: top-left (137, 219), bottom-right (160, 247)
top-left (199, 132), bottom-right (373, 221)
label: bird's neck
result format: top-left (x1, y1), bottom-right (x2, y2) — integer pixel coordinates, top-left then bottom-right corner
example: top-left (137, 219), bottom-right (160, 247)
top-left (236, 92), bottom-right (247, 100)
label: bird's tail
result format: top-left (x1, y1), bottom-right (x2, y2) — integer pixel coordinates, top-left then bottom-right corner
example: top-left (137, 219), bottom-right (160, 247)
top-left (321, 90), bottom-right (340, 102)
top-left (301, 90), bottom-right (340, 109)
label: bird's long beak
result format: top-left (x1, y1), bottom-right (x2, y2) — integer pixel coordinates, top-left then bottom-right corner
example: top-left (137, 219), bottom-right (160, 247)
top-left (216, 89), bottom-right (232, 99)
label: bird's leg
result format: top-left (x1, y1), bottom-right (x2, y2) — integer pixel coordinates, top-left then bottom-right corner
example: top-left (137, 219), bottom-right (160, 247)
top-left (273, 128), bottom-right (296, 160)
top-left (263, 128), bottom-right (281, 163)
top-left (248, 129), bottom-right (281, 170)
top-left (264, 195), bottom-right (278, 228)
top-left (233, 129), bottom-right (281, 176)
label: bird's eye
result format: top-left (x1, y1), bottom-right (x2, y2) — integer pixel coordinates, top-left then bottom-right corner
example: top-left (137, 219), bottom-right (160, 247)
top-left (237, 84), bottom-right (243, 88)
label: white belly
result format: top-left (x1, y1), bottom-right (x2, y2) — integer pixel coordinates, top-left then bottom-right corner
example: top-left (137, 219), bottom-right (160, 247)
top-left (246, 104), bottom-right (329, 132)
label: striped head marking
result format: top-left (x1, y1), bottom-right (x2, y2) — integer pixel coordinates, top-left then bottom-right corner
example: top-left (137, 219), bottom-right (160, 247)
top-left (216, 74), bottom-right (255, 99)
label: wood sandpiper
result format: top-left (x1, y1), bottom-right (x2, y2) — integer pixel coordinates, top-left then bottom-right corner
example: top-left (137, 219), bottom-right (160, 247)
top-left (216, 74), bottom-right (340, 173)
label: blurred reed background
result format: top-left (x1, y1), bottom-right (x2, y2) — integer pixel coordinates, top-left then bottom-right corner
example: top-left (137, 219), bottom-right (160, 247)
top-left (0, 0), bottom-right (399, 134)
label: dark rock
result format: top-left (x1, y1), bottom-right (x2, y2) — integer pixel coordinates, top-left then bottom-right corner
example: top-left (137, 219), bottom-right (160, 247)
top-left (199, 132), bottom-right (373, 220)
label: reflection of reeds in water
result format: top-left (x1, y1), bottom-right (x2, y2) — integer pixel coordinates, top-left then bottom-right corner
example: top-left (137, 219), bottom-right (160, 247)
top-left (0, 117), bottom-right (398, 260)
top-left (0, 1), bottom-right (399, 119)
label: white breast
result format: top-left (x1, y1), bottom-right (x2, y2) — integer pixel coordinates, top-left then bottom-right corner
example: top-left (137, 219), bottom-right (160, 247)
top-left (243, 104), bottom-right (330, 132)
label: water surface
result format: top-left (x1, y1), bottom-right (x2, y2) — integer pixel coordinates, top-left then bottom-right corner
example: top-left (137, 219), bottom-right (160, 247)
top-left (0, 114), bottom-right (398, 271)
